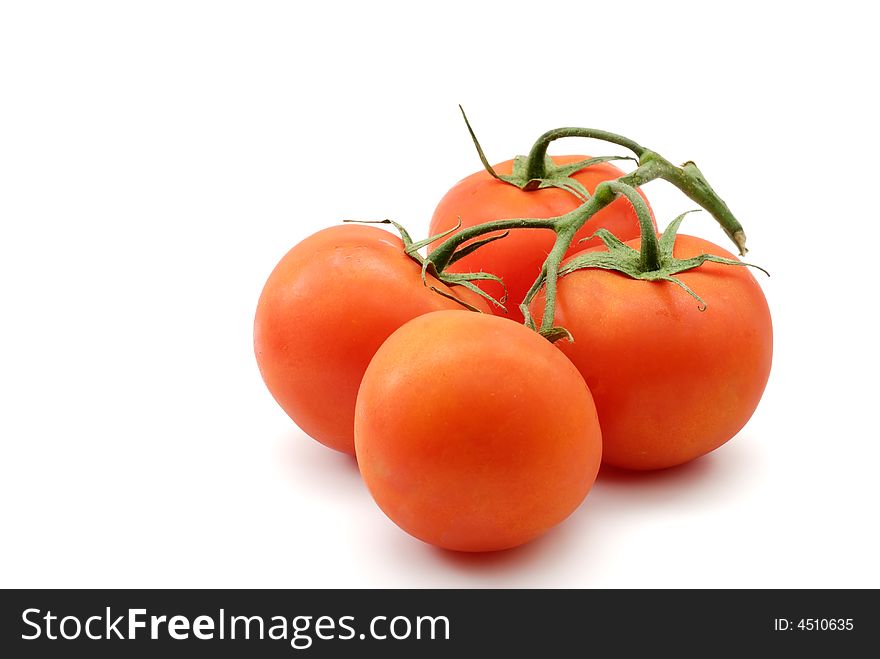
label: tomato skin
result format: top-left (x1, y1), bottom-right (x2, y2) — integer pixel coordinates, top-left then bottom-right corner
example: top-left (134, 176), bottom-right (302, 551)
top-left (533, 235), bottom-right (772, 470)
top-left (355, 311), bottom-right (602, 552)
top-left (254, 225), bottom-right (489, 454)
top-left (430, 155), bottom-right (653, 322)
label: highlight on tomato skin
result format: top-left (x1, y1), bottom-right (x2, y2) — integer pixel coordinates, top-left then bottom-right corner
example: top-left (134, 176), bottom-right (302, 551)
top-left (253, 224), bottom-right (490, 455)
top-left (354, 310), bottom-right (603, 552)
top-left (535, 234), bottom-right (773, 471)
top-left (429, 155), bottom-right (654, 323)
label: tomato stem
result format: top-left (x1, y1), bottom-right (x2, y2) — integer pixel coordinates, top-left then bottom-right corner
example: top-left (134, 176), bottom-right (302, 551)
top-left (459, 109), bottom-right (748, 255)
top-left (538, 226), bottom-right (576, 334)
top-left (428, 180), bottom-right (674, 338)
top-left (619, 154), bottom-right (747, 256)
top-left (429, 217), bottom-right (556, 273)
top-left (605, 181), bottom-right (661, 272)
top-left (531, 182), bottom-right (655, 335)
top-left (516, 192), bottom-right (615, 334)
top-left (421, 113), bottom-right (758, 338)
top-left (523, 127), bottom-right (647, 180)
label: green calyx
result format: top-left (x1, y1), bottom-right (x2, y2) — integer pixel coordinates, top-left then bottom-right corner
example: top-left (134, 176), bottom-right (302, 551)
top-left (343, 219), bottom-right (507, 313)
top-left (559, 209), bottom-right (768, 312)
top-left (459, 105), bottom-right (636, 202)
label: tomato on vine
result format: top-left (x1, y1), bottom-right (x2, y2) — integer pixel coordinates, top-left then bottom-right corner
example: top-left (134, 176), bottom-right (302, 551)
top-left (534, 202), bottom-right (772, 470)
top-left (355, 310), bottom-right (602, 551)
top-left (254, 224), bottom-right (489, 454)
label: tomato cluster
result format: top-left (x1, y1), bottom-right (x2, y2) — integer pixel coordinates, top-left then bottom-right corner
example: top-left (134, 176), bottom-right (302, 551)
top-left (254, 118), bottom-right (772, 553)
top-left (254, 224), bottom-right (490, 454)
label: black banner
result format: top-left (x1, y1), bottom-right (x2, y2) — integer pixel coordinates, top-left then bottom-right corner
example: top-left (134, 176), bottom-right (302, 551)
top-left (1, 589), bottom-right (874, 657)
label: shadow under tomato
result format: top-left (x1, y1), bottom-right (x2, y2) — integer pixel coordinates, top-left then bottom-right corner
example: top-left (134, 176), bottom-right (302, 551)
top-left (274, 430), bottom-right (363, 499)
top-left (591, 435), bottom-right (758, 510)
top-left (431, 530), bottom-right (561, 572)
top-left (427, 499), bottom-right (605, 581)
top-left (597, 452), bottom-right (718, 486)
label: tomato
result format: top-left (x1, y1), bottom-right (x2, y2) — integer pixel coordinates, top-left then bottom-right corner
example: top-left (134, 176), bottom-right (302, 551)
top-left (254, 224), bottom-right (489, 454)
top-left (534, 234), bottom-right (772, 470)
top-left (354, 310), bottom-right (602, 551)
top-left (430, 155), bottom-right (653, 322)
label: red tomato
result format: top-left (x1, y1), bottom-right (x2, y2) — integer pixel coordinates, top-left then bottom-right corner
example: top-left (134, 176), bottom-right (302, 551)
top-left (355, 311), bottom-right (602, 551)
top-left (254, 225), bottom-right (489, 454)
top-left (430, 155), bottom-right (653, 322)
top-left (534, 234), bottom-right (772, 470)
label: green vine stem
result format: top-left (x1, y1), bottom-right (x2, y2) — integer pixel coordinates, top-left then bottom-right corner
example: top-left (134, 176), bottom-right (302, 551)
top-left (429, 217), bottom-right (556, 272)
top-left (523, 181), bottom-right (657, 337)
top-left (605, 181), bottom-right (660, 272)
top-left (620, 155), bottom-right (747, 256)
top-left (424, 177), bottom-right (760, 341)
top-left (458, 108), bottom-right (748, 256)
top-left (523, 127), bottom-right (646, 180)
top-left (426, 181), bottom-right (636, 338)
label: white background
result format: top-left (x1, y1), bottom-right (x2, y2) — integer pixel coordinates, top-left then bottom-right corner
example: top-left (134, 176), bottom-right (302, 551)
top-left (2, 1), bottom-right (878, 588)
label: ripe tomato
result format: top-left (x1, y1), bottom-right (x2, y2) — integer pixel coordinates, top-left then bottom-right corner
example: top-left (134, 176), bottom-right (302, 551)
top-left (355, 310), bottom-right (602, 552)
top-left (535, 235), bottom-right (772, 470)
top-left (254, 224), bottom-right (489, 454)
top-left (430, 155), bottom-right (653, 322)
